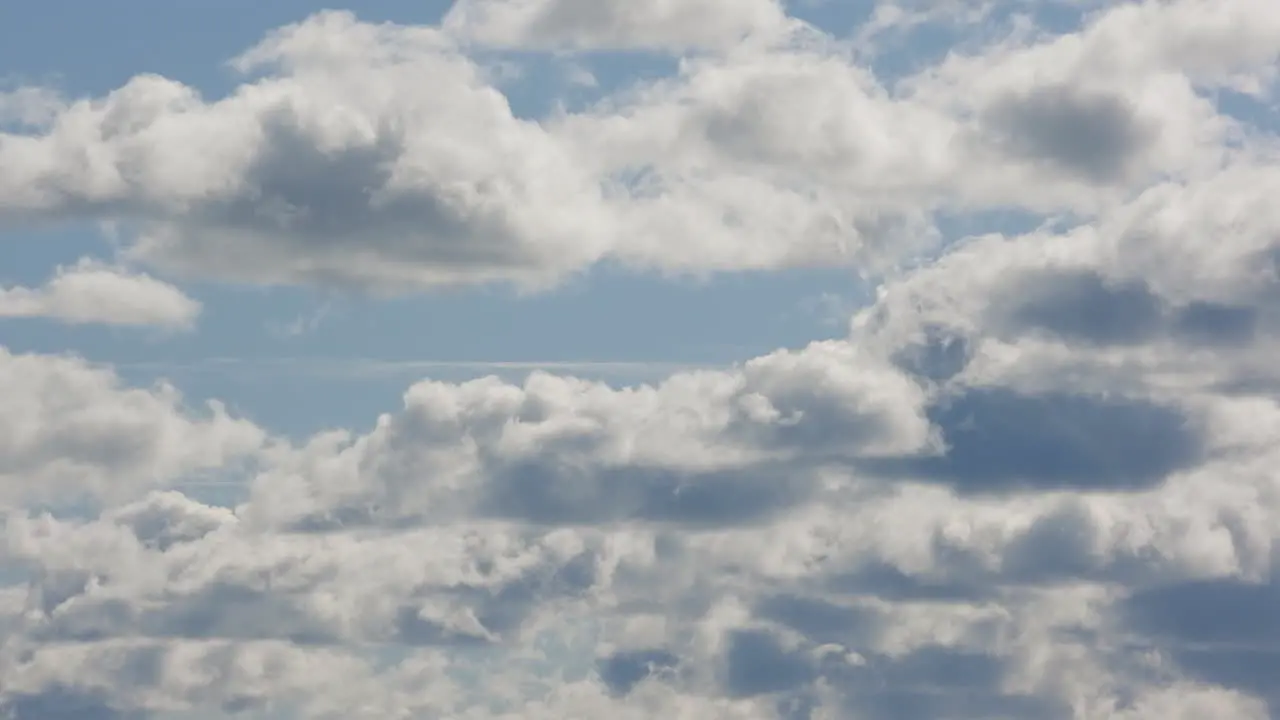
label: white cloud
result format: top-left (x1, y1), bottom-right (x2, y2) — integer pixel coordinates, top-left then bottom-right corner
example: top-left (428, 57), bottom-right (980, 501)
top-left (3, 0), bottom-right (1270, 293)
top-left (0, 86), bottom-right (64, 128)
top-left (0, 258), bottom-right (201, 329)
top-left (0, 11), bottom-right (615, 292)
top-left (0, 347), bottom-right (264, 508)
top-left (239, 340), bottom-right (934, 531)
top-left (0, 638), bottom-right (371, 718)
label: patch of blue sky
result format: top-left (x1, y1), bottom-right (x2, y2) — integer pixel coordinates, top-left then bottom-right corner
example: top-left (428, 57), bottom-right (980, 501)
top-left (485, 48), bottom-right (680, 118)
top-left (1213, 86), bottom-right (1280, 136)
top-left (0, 1), bottom-right (454, 97)
top-left (783, 0), bottom-right (1088, 85)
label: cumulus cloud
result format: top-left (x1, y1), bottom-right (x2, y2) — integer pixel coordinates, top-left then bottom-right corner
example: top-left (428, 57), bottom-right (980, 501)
top-left (240, 340), bottom-right (934, 531)
top-left (4, 0), bottom-right (1280, 718)
top-left (0, 258), bottom-right (201, 329)
top-left (0, 12), bottom-right (614, 292)
top-left (3, 0), bottom-right (1272, 292)
top-left (0, 348), bottom-right (263, 508)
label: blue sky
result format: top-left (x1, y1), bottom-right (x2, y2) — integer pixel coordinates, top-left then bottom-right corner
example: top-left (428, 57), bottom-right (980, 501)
top-left (2, 1), bottom-right (1280, 718)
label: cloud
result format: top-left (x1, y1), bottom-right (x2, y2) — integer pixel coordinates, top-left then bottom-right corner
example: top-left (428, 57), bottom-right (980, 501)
top-left (3, 0), bottom-right (1271, 294)
top-left (240, 340), bottom-right (934, 530)
top-left (993, 268), bottom-right (1167, 346)
top-left (981, 84), bottom-right (1154, 183)
top-left (0, 639), bottom-right (369, 719)
top-left (4, 0), bottom-right (1280, 718)
top-left (0, 258), bottom-right (200, 329)
top-left (597, 648), bottom-right (679, 695)
top-left (0, 347), bottom-right (263, 508)
top-left (443, 0), bottom-right (794, 51)
top-left (865, 387), bottom-right (1204, 493)
top-left (0, 11), bottom-right (927, 293)
top-left (0, 86), bottom-right (65, 129)
top-left (1119, 567), bottom-right (1280, 713)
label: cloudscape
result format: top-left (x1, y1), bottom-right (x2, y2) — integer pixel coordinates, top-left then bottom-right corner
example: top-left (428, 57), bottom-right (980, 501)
top-left (2, 1), bottom-right (1279, 717)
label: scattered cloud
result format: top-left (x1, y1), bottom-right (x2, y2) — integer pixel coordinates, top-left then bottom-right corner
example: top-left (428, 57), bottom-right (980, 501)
top-left (3, 0), bottom-right (1280, 717)
top-left (0, 348), bottom-right (263, 508)
top-left (0, 258), bottom-right (200, 330)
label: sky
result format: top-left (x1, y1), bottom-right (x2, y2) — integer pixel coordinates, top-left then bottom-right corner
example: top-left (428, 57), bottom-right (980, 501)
top-left (0, 0), bottom-right (1278, 718)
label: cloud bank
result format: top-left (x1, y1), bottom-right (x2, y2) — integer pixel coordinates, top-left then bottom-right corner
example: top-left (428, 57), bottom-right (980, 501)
top-left (3, 0), bottom-right (1280, 718)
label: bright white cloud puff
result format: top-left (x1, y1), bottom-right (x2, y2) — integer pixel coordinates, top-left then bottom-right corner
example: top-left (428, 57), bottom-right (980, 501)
top-left (3, 0), bottom-right (1280, 717)
top-left (0, 258), bottom-right (201, 329)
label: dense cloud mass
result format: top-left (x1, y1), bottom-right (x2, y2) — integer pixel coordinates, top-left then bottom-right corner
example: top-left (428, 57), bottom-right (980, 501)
top-left (2, 0), bottom-right (1280, 717)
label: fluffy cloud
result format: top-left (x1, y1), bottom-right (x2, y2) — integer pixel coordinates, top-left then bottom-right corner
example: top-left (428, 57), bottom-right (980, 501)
top-left (0, 12), bottom-right (613, 292)
top-left (0, 348), bottom-right (263, 508)
top-left (4, 0), bottom-right (1273, 292)
top-left (4, 0), bottom-right (1280, 718)
top-left (239, 340), bottom-right (934, 531)
top-left (0, 258), bottom-right (200, 329)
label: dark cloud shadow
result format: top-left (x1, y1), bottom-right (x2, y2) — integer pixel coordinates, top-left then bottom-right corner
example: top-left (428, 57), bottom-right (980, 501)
top-left (1171, 301), bottom-right (1258, 346)
top-left (824, 562), bottom-right (996, 603)
top-left (839, 684), bottom-right (1068, 720)
top-left (892, 326), bottom-right (973, 382)
top-left (596, 649), bottom-right (680, 696)
top-left (115, 503), bottom-right (228, 553)
top-left (0, 644), bottom-right (167, 719)
top-left (1000, 500), bottom-right (1102, 580)
top-left (862, 387), bottom-right (1202, 493)
top-left (876, 646), bottom-right (1003, 689)
top-left (481, 462), bottom-right (809, 527)
top-left (1124, 578), bottom-right (1280, 646)
top-left (755, 594), bottom-right (877, 647)
top-left (30, 569), bottom-right (94, 616)
top-left (723, 628), bottom-right (818, 698)
top-left (1122, 576), bottom-right (1280, 712)
top-left (1175, 648), bottom-right (1280, 711)
top-left (753, 402), bottom-right (911, 459)
top-left (823, 505), bottom-right (1173, 597)
top-left (1, 686), bottom-right (136, 720)
top-left (840, 646), bottom-right (1068, 720)
top-left (712, 617), bottom-right (1070, 719)
top-left (841, 649), bottom-right (1070, 719)
top-left (991, 267), bottom-right (1260, 350)
top-left (29, 596), bottom-right (140, 644)
top-left (983, 84), bottom-right (1151, 182)
top-left (994, 268), bottom-right (1164, 346)
top-left (470, 549), bottom-right (597, 636)
top-left (148, 105), bottom-right (539, 288)
top-left (402, 547), bottom-right (598, 646)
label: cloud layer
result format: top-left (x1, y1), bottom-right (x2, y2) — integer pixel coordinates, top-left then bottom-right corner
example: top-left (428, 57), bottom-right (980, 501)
top-left (3, 0), bottom-right (1280, 718)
